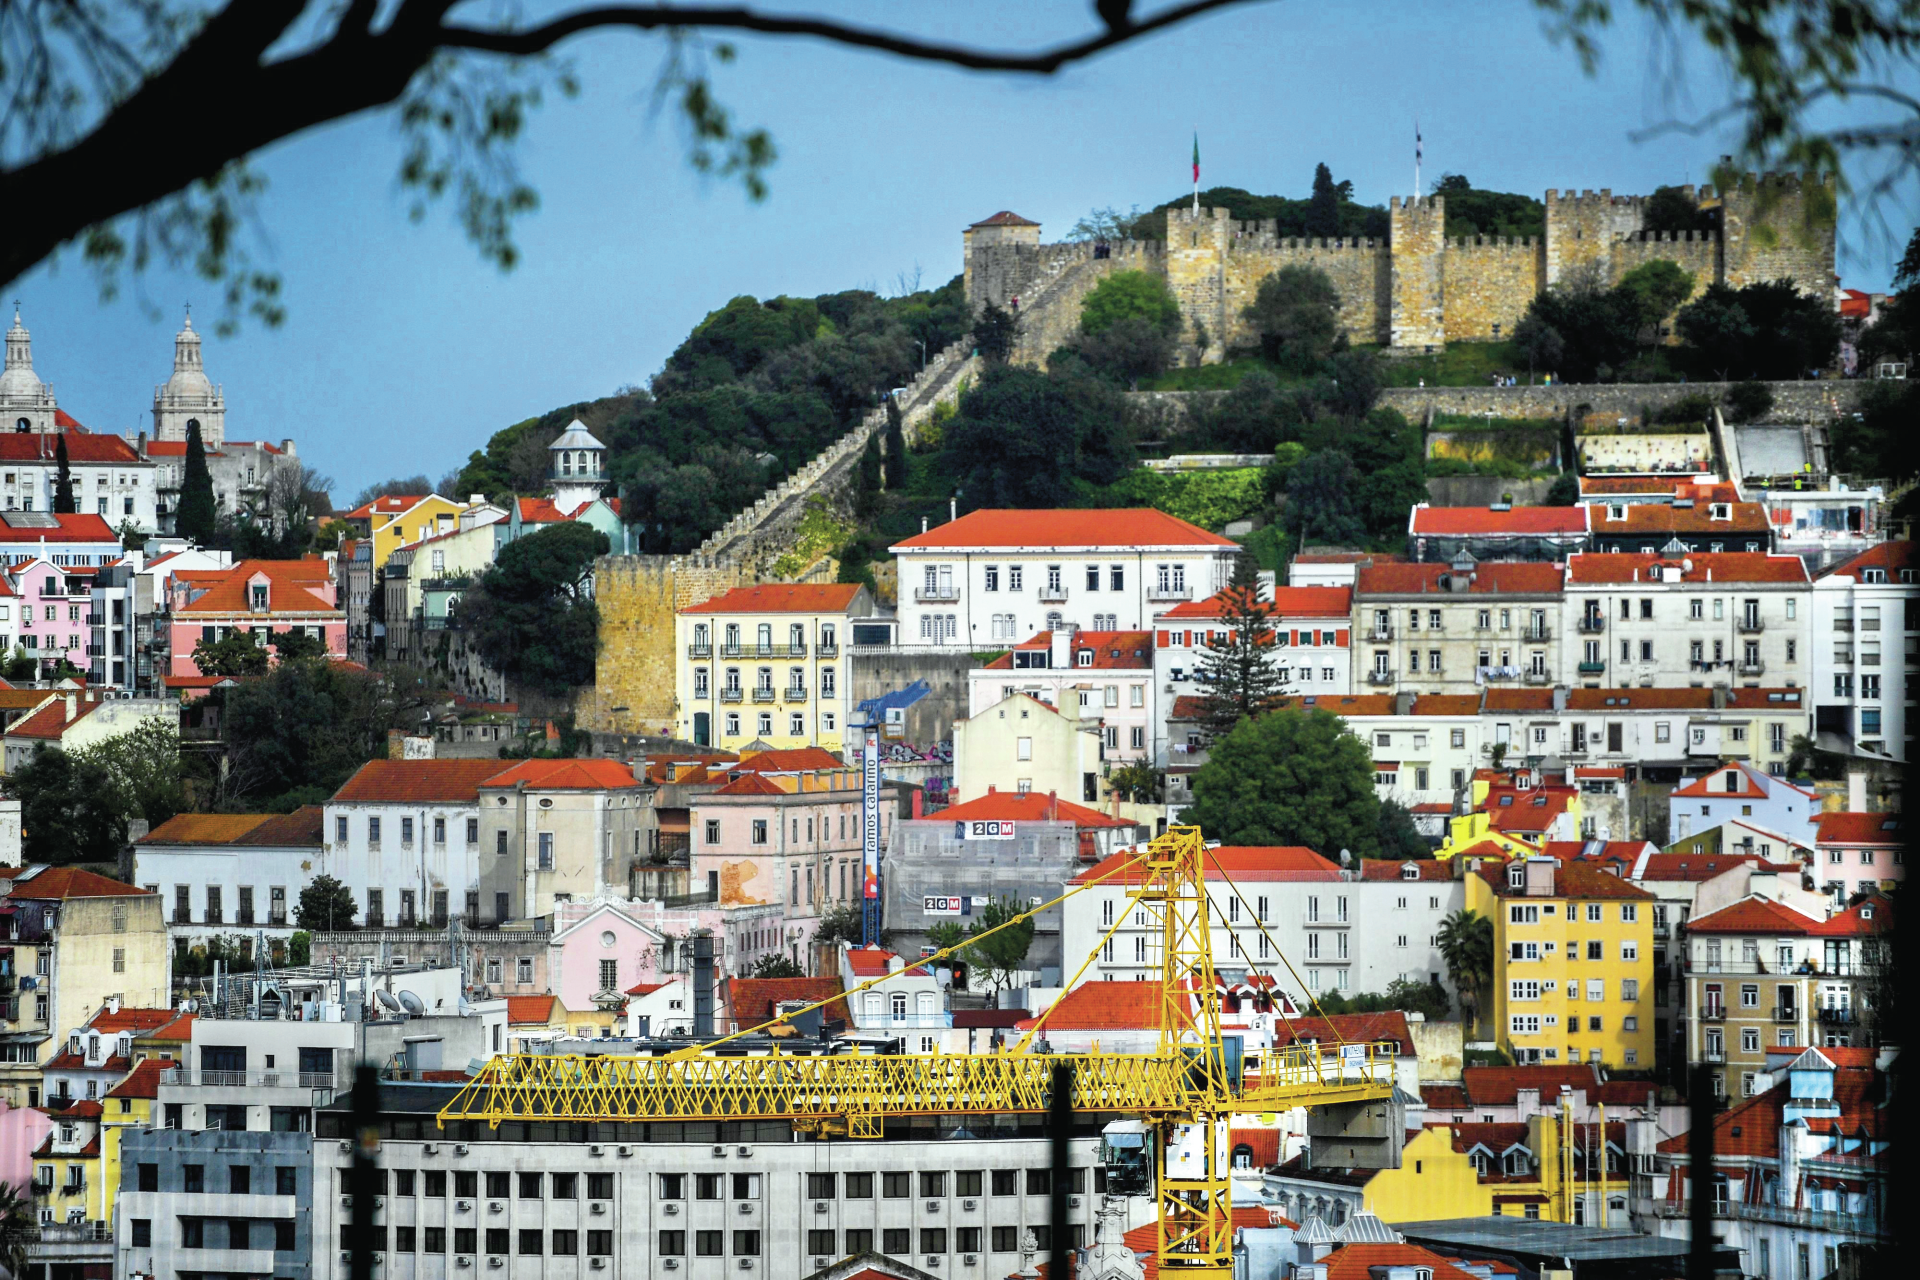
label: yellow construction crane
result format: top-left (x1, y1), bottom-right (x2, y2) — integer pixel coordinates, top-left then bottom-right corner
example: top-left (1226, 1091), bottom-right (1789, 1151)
top-left (440, 827), bottom-right (1395, 1280)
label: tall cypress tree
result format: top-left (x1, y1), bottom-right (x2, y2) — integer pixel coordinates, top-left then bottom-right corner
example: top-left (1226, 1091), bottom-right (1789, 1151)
top-left (177, 420), bottom-right (218, 543)
top-left (51, 434), bottom-right (77, 514)
top-left (1194, 583), bottom-right (1289, 741)
top-left (882, 395), bottom-right (907, 490)
top-left (1305, 162), bottom-right (1341, 238)
top-left (854, 434), bottom-right (882, 518)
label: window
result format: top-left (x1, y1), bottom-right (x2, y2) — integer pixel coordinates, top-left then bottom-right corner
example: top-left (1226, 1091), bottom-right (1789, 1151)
top-left (993, 1227), bottom-right (1019, 1253)
top-left (991, 1169), bottom-right (1018, 1196)
top-left (883, 1171), bottom-right (911, 1198)
top-left (588, 1173), bottom-right (614, 1199)
top-left (588, 1232), bottom-right (613, 1258)
top-left (921, 1229), bottom-right (949, 1255)
top-left (845, 1172), bottom-right (873, 1198)
top-left (883, 1230), bottom-right (911, 1256)
top-left (695, 1232), bottom-right (723, 1257)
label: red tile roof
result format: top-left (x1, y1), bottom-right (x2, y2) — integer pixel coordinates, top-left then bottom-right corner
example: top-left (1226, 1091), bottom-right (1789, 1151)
top-left (1074, 845), bottom-right (1340, 885)
top-left (0, 512), bottom-right (117, 542)
top-left (1355, 561), bottom-right (1564, 596)
top-left (1358, 859), bottom-right (1453, 881)
top-left (1016, 980), bottom-right (1160, 1032)
top-left (1633, 852), bottom-right (1775, 882)
top-left (481, 758), bottom-right (643, 791)
top-left (681, 583), bottom-right (865, 614)
top-left (1672, 761), bottom-right (1812, 800)
top-left (1460, 1065), bottom-right (1600, 1106)
top-left (1812, 811), bottom-right (1902, 845)
top-left (970, 211), bottom-right (1040, 227)
top-left (343, 494), bottom-right (430, 519)
top-left (331, 759), bottom-right (511, 804)
top-left (174, 559), bottom-right (338, 616)
top-left (1819, 539), bottom-right (1914, 580)
top-left (1273, 1011), bottom-right (1415, 1056)
top-left (1321, 1245), bottom-right (1483, 1280)
top-left (844, 945), bottom-right (901, 978)
top-left (1656, 1059), bottom-right (1883, 1157)
top-left (1685, 896), bottom-right (1820, 935)
top-left (107, 1058), bottom-right (168, 1100)
top-left (1411, 505), bottom-right (1589, 535)
top-left (1159, 586), bottom-right (1352, 619)
top-left (1477, 861), bottom-right (1653, 900)
top-left (1579, 476), bottom-right (1697, 495)
top-left (1564, 551), bottom-right (1808, 584)
top-left (505, 995), bottom-right (558, 1024)
top-left (726, 976), bottom-right (851, 1028)
top-left (5, 692), bottom-right (120, 741)
top-left (1123, 1206), bottom-right (1297, 1280)
top-left (713, 772), bottom-right (787, 797)
top-left (733, 747), bottom-right (849, 773)
top-left (1481, 785), bottom-right (1573, 835)
top-left (890, 508), bottom-right (1235, 551)
top-left (0, 866), bottom-right (152, 898)
top-left (934, 789), bottom-right (1135, 830)
top-left (1588, 499), bottom-right (1770, 535)
top-left (85, 1006), bottom-right (186, 1035)
top-left (1806, 895), bottom-right (1891, 937)
top-left (984, 630), bottom-right (1153, 670)
top-left (0, 434), bottom-right (141, 463)
top-left (139, 808), bottom-right (324, 847)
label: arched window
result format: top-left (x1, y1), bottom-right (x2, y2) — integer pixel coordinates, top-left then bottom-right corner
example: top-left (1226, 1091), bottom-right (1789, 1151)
top-left (1231, 1144), bottom-right (1253, 1170)
top-left (724, 623), bottom-right (740, 649)
top-left (891, 992), bottom-right (908, 1020)
top-left (916, 992), bottom-right (935, 1017)
top-left (13, 418), bottom-right (27, 433)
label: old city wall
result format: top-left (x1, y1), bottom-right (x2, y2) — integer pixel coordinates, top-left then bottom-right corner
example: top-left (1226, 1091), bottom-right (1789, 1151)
top-left (1223, 237), bottom-right (1391, 349)
top-left (1389, 196), bottom-right (1447, 349)
top-left (587, 337), bottom-right (982, 735)
top-left (1543, 189), bottom-right (1650, 286)
top-left (1440, 236), bottom-right (1544, 341)
top-left (1608, 229), bottom-right (1720, 306)
top-left (1719, 173), bottom-right (1837, 293)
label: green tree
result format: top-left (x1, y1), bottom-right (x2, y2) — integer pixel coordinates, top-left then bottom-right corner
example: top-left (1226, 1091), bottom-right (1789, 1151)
top-left (1079, 271), bottom-right (1181, 337)
top-left (1615, 259), bottom-right (1694, 342)
top-left (973, 303), bottom-right (1020, 364)
top-left (287, 931), bottom-right (313, 966)
top-left (746, 953), bottom-right (804, 978)
top-left (1304, 162), bottom-right (1343, 238)
top-left (926, 921), bottom-right (967, 953)
top-left (295, 875), bottom-right (358, 931)
top-left (1193, 584), bottom-right (1287, 741)
top-left (939, 366), bottom-right (1083, 511)
top-left (270, 628), bottom-right (330, 663)
top-left (71, 717), bottom-right (186, 830)
top-left (192, 629), bottom-right (271, 677)
top-left (1677, 279), bottom-right (1841, 380)
top-left (1642, 185), bottom-right (1715, 235)
top-left (1510, 312), bottom-right (1565, 381)
top-left (219, 658), bottom-right (437, 806)
top-left (1183, 708), bottom-right (1380, 852)
top-left (1544, 473), bottom-right (1581, 506)
top-left (854, 435), bottom-right (882, 519)
top-left (815, 903), bottom-right (864, 947)
top-left (1722, 380), bottom-right (1776, 424)
top-left (882, 395), bottom-right (907, 491)
top-left (1243, 265), bottom-right (1340, 369)
top-left (456, 521), bottom-right (610, 696)
top-left (176, 419), bottom-right (218, 544)
top-left (1283, 449), bottom-right (1366, 547)
top-left (0, 1180), bottom-right (31, 1280)
top-left (1073, 317), bottom-right (1178, 388)
top-left (52, 433), bottom-right (76, 514)
top-left (12, 746), bottom-right (127, 864)
top-left (1106, 763), bottom-right (1164, 803)
top-left (1437, 908), bottom-right (1495, 1034)
top-left (963, 897), bottom-right (1035, 994)
top-left (1375, 799), bottom-right (1430, 861)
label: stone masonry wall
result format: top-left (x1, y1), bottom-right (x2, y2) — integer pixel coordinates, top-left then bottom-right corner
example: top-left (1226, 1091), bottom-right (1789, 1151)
top-left (1720, 173), bottom-right (1837, 294)
top-left (1389, 196), bottom-right (1447, 349)
top-left (1441, 238), bottom-right (1544, 341)
top-left (587, 338), bottom-right (982, 735)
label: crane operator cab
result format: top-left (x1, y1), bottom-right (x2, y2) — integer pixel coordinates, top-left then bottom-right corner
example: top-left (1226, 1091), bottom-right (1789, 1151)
top-left (1099, 1119), bottom-right (1152, 1196)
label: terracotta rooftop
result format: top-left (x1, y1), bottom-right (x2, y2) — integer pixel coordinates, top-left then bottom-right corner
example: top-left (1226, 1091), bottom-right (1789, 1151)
top-left (844, 945), bottom-right (902, 979)
top-left (1477, 861), bottom-right (1654, 900)
top-left (174, 559), bottom-right (338, 616)
top-left (1159, 586), bottom-right (1352, 619)
top-left (932, 789), bottom-right (1135, 829)
top-left (727, 976), bottom-right (851, 1028)
top-left (0, 866), bottom-right (153, 898)
top-left (1355, 561), bottom-right (1564, 596)
top-left (969, 211), bottom-right (1040, 227)
top-left (1819, 539), bottom-right (1914, 580)
top-left (1813, 811), bottom-right (1902, 845)
top-left (1016, 980), bottom-right (1160, 1032)
top-left (331, 759), bottom-right (513, 804)
top-left (138, 807), bottom-right (324, 847)
top-left (984, 630), bottom-right (1153, 670)
top-left (1358, 859), bottom-right (1454, 881)
top-left (505, 995), bottom-right (558, 1025)
top-left (1273, 1011), bottom-right (1415, 1056)
top-left (0, 512), bottom-right (117, 542)
top-left (481, 758), bottom-right (644, 791)
top-left (0, 434), bottom-right (141, 463)
top-left (681, 583), bottom-right (865, 614)
top-left (1410, 505), bottom-right (1589, 535)
top-left (1564, 551), bottom-right (1808, 584)
top-left (890, 508), bottom-right (1234, 552)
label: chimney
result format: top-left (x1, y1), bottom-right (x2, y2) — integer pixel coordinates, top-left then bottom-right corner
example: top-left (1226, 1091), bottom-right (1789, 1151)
top-left (911, 789), bottom-right (924, 819)
top-left (921, 516), bottom-right (929, 534)
top-left (691, 933), bottom-right (714, 1036)
top-left (387, 728), bottom-right (405, 759)
top-left (281, 438), bottom-right (297, 457)
top-left (106, 996), bottom-right (121, 1016)
top-left (1847, 771), bottom-right (1867, 813)
top-left (1049, 627), bottom-right (1071, 670)
top-left (1047, 790), bottom-right (1058, 822)
top-left (949, 497), bottom-right (957, 524)
top-left (1394, 691), bottom-right (1413, 716)
top-left (1552, 685), bottom-right (1569, 712)
top-left (64, 692), bottom-right (75, 722)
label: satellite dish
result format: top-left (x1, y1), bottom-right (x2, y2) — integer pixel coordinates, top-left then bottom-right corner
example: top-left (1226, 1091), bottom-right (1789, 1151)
top-left (375, 990), bottom-right (403, 1012)
top-left (398, 990), bottom-right (427, 1016)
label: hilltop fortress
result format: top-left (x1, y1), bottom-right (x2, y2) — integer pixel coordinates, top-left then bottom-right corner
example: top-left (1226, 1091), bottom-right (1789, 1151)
top-left (964, 173), bottom-right (1835, 361)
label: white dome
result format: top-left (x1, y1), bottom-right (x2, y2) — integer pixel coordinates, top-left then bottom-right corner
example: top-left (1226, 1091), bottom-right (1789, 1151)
top-left (0, 308), bottom-right (45, 405)
top-left (161, 314), bottom-right (214, 400)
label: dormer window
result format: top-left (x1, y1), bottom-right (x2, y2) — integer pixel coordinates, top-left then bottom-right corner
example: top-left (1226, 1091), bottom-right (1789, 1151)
top-left (250, 584), bottom-right (268, 611)
top-left (1507, 864), bottom-right (1525, 889)
top-left (1861, 906), bottom-right (1874, 919)
top-left (1608, 504), bottom-right (1625, 521)
top-left (1710, 503), bottom-right (1731, 520)
top-left (1076, 650), bottom-right (1093, 667)
top-left (1862, 568), bottom-right (1886, 584)
top-left (1402, 864), bottom-right (1419, 880)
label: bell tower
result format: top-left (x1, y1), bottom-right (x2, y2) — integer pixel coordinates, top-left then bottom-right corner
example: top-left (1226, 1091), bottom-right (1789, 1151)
top-left (153, 311), bottom-right (226, 445)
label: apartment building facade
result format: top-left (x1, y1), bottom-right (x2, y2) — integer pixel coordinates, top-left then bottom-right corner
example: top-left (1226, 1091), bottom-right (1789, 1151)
top-left (951, 692), bottom-right (1105, 807)
top-left (135, 808), bottom-right (325, 961)
top-left (321, 760), bottom-right (505, 928)
top-left (475, 758), bottom-right (650, 923)
top-left (890, 509), bottom-right (1238, 647)
top-left (1351, 561), bottom-right (1565, 694)
top-left (1810, 540), bottom-right (1914, 763)
top-left (1153, 585), bottom-right (1354, 705)
top-left (676, 583), bottom-right (875, 755)
top-left (969, 630), bottom-right (1155, 767)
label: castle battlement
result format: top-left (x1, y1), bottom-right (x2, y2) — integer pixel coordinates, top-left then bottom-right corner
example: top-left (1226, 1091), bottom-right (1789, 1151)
top-left (1448, 235), bottom-right (1540, 251)
top-left (1620, 229), bottom-right (1720, 244)
top-left (1545, 188), bottom-right (1646, 208)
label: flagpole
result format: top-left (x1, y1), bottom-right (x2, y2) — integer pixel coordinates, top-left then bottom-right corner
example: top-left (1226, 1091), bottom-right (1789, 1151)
top-left (1192, 131), bottom-right (1200, 215)
top-left (1414, 120), bottom-right (1422, 200)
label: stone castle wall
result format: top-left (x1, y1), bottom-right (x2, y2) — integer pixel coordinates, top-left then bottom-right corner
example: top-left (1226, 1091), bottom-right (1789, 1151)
top-left (970, 174), bottom-right (1836, 363)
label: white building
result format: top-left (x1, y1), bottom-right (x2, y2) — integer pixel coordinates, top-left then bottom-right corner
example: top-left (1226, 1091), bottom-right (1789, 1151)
top-left (321, 760), bottom-right (504, 928)
top-left (134, 808), bottom-right (324, 957)
top-left (0, 431), bottom-right (158, 527)
top-left (839, 944), bottom-right (947, 1053)
top-left (889, 508), bottom-right (1238, 647)
top-left (1666, 761), bottom-right (1819, 843)
top-left (1810, 540), bottom-right (1913, 763)
top-left (1154, 586), bottom-right (1354, 721)
top-left (968, 629), bottom-right (1156, 765)
top-left (1561, 551), bottom-right (1812, 692)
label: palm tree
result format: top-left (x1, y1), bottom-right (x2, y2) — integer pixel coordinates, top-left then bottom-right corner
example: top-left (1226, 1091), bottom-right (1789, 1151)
top-left (1437, 909), bottom-right (1495, 1035)
top-left (0, 1180), bottom-right (32, 1280)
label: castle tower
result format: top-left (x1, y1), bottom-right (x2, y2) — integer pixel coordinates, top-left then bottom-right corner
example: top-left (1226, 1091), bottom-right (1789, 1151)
top-left (1164, 205), bottom-right (1230, 363)
top-left (0, 307), bottom-right (57, 433)
top-left (1388, 195), bottom-right (1446, 350)
top-left (549, 419), bottom-right (609, 514)
top-left (1716, 171), bottom-right (1837, 295)
top-left (962, 211), bottom-right (1042, 311)
top-left (153, 311), bottom-right (225, 445)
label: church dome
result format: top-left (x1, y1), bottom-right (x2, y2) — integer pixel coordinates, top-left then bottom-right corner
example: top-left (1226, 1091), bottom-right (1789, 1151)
top-left (0, 308), bottom-right (46, 404)
top-left (161, 313), bottom-right (215, 401)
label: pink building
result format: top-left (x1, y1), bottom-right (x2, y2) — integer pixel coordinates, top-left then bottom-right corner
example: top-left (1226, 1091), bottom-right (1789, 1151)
top-left (1810, 811), bottom-right (1905, 901)
top-left (167, 558), bottom-right (346, 677)
top-left (547, 896), bottom-right (786, 1021)
top-left (6, 556), bottom-right (93, 675)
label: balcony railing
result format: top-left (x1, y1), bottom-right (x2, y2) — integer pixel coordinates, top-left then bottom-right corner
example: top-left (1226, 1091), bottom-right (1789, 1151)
top-left (1701, 1007), bottom-right (1726, 1022)
top-left (1368, 625), bottom-right (1395, 641)
top-left (913, 588), bottom-right (961, 604)
top-left (1578, 661), bottom-right (1606, 674)
top-left (1366, 670), bottom-right (1396, 686)
top-left (1038, 586), bottom-right (1069, 603)
top-left (686, 644), bottom-right (713, 659)
top-left (1578, 616), bottom-right (1606, 633)
top-left (1834, 618), bottom-right (1854, 632)
top-left (1146, 585), bottom-right (1191, 602)
top-left (816, 642), bottom-right (839, 659)
top-left (1702, 1047), bottom-right (1726, 1063)
top-left (1738, 618), bottom-right (1765, 634)
top-left (1523, 670), bottom-right (1552, 685)
top-left (783, 687), bottom-right (808, 703)
top-left (720, 689), bottom-right (742, 703)
top-left (1773, 1007), bottom-right (1798, 1022)
top-left (720, 643), bottom-right (806, 658)
top-left (160, 1067), bottom-right (344, 1089)
top-left (1738, 660), bottom-right (1766, 676)
top-left (751, 688), bottom-right (777, 703)
top-left (1522, 625), bottom-right (1551, 641)
top-left (1817, 1006), bottom-right (1857, 1026)
top-left (691, 686), bottom-right (710, 701)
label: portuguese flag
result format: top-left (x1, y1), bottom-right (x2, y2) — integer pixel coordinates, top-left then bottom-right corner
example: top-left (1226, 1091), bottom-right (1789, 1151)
top-left (1192, 133), bottom-right (1200, 184)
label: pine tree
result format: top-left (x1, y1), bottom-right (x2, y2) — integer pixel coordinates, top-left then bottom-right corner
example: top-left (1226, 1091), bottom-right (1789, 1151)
top-left (1305, 162), bottom-right (1341, 238)
top-left (854, 434), bottom-right (882, 518)
top-left (1194, 583), bottom-right (1288, 741)
top-left (973, 303), bottom-right (1021, 364)
top-left (882, 395), bottom-right (907, 490)
top-left (176, 420), bottom-right (218, 544)
top-left (51, 433), bottom-right (76, 514)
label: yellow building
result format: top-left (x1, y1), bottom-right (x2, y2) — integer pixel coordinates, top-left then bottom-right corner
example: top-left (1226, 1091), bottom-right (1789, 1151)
top-left (340, 491), bottom-right (468, 570)
top-left (1439, 770), bottom-right (1583, 859)
top-left (676, 584), bottom-right (875, 754)
top-left (1469, 857), bottom-right (1656, 1069)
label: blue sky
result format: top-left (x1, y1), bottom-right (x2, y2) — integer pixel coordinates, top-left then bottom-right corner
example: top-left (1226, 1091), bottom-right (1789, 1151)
top-left (10, 1), bottom-right (1913, 498)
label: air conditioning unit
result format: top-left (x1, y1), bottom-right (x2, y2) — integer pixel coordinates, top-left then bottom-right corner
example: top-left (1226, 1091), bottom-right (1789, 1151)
top-left (663, 1260), bottom-right (681, 1271)
top-left (962, 1199), bottom-right (978, 1211)
top-left (341, 1253), bottom-right (353, 1265)
top-left (662, 1204), bottom-right (680, 1216)
top-left (711, 1145), bottom-right (727, 1157)
top-left (488, 1257), bottom-right (504, 1270)
top-left (454, 1145), bottom-right (470, 1156)
top-left (591, 1203), bottom-right (607, 1216)
top-left (925, 1200), bottom-right (941, 1213)
top-left (925, 1257), bottom-right (943, 1268)
top-left (737, 1203), bottom-right (754, 1215)
top-left (339, 1141), bottom-right (353, 1154)
top-left (736, 1260), bottom-right (754, 1271)
top-left (456, 1201), bottom-right (473, 1213)
top-left (815, 1259), bottom-right (831, 1270)
top-left (1069, 1196), bottom-right (1082, 1208)
top-left (813, 1203), bottom-right (829, 1215)
top-left (489, 1201), bottom-right (505, 1214)
top-left (590, 1260), bottom-right (608, 1271)
top-left (964, 1256), bottom-right (979, 1267)
top-left (618, 1145), bottom-right (634, 1157)
top-left (589, 1145), bottom-right (605, 1157)
top-left (455, 1257), bottom-right (472, 1270)
top-left (423, 1144), bottom-right (439, 1156)
top-left (376, 1198), bottom-right (386, 1209)
top-left (341, 1196), bottom-right (354, 1209)
top-left (736, 1146), bottom-right (752, 1157)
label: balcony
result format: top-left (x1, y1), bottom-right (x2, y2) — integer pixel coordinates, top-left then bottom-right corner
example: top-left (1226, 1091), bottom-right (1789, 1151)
top-left (1146, 585), bottom-right (1191, 602)
top-left (783, 686), bottom-right (809, 703)
top-left (1523, 670), bottom-right (1552, 685)
top-left (85, 612), bottom-right (104, 626)
top-left (160, 1067), bottom-right (344, 1090)
top-left (1772, 1006), bottom-right (1798, 1022)
top-left (816, 642), bottom-right (839, 658)
top-left (1366, 670), bottom-right (1396, 686)
top-left (1702, 1047), bottom-right (1727, 1063)
top-left (720, 643), bottom-right (806, 658)
top-left (1834, 618), bottom-right (1854, 632)
top-left (686, 644), bottom-right (713, 659)
top-left (719, 688), bottom-right (743, 703)
top-left (1368, 625), bottom-right (1396, 641)
top-left (1522, 625), bottom-right (1551, 641)
top-left (84, 644), bottom-right (104, 657)
top-left (691, 686), bottom-right (711, 701)
top-left (1738, 617), bottom-right (1765, 634)
top-left (1578, 661), bottom-right (1606, 674)
top-left (1578, 616), bottom-right (1606, 634)
top-left (1700, 1007), bottom-right (1726, 1022)
top-left (751, 688), bottom-right (777, 703)
top-left (913, 587), bottom-right (961, 604)
top-left (1038, 585), bottom-right (1070, 603)
top-left (1738, 660), bottom-right (1766, 676)
top-left (1817, 1006), bottom-right (1856, 1026)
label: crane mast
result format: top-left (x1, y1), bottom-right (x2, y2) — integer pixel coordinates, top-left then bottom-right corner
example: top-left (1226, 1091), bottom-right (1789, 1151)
top-left (437, 827), bottom-right (1393, 1280)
